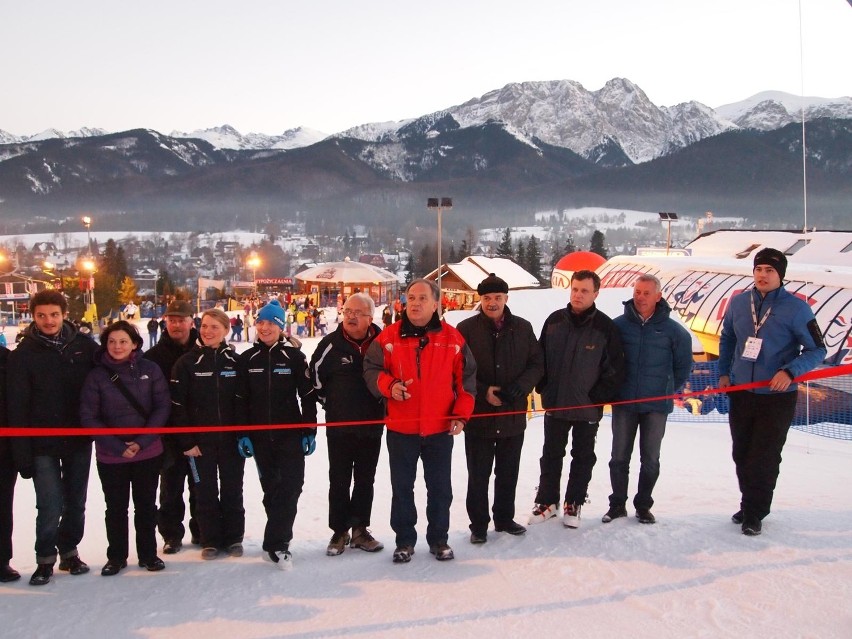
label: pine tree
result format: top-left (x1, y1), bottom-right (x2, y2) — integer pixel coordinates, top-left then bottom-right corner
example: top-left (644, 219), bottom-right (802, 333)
top-left (458, 239), bottom-right (470, 260)
top-left (418, 244), bottom-right (437, 278)
top-left (526, 235), bottom-right (543, 284)
top-left (515, 240), bottom-right (527, 271)
top-left (405, 251), bottom-right (415, 285)
top-left (496, 227), bottom-right (513, 257)
top-left (463, 227), bottom-right (477, 257)
top-left (448, 242), bottom-right (457, 263)
top-left (590, 230), bottom-right (608, 259)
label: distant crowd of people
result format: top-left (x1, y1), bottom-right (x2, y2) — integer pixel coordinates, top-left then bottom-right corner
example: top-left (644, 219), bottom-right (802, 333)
top-left (0, 247), bottom-right (825, 586)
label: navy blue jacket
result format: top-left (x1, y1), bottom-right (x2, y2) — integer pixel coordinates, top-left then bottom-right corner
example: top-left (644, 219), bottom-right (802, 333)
top-left (614, 299), bottom-right (694, 413)
top-left (718, 286), bottom-right (826, 394)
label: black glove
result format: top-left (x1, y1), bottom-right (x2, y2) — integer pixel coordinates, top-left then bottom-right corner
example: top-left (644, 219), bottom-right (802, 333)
top-left (496, 383), bottom-right (525, 403)
top-left (19, 466), bottom-right (35, 479)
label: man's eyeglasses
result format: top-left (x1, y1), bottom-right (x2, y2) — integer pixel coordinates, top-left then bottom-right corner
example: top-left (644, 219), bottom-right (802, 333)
top-left (342, 309), bottom-right (370, 319)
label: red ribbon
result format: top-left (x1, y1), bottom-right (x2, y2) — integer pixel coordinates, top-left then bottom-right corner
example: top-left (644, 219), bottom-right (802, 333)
top-left (2, 364), bottom-right (850, 437)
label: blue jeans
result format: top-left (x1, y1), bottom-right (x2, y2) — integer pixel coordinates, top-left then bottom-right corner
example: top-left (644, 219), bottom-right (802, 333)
top-left (386, 430), bottom-right (453, 548)
top-left (609, 409), bottom-right (667, 510)
top-left (32, 446), bottom-right (92, 564)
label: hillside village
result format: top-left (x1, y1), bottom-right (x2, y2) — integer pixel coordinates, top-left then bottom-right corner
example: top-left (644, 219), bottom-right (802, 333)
top-left (0, 207), bottom-right (736, 321)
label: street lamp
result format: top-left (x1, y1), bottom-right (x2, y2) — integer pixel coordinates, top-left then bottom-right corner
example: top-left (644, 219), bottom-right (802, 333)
top-left (246, 254), bottom-right (261, 296)
top-left (81, 258), bottom-right (97, 324)
top-left (658, 212), bottom-right (678, 255)
top-left (427, 197), bottom-right (452, 314)
top-left (82, 216), bottom-right (93, 255)
top-left (81, 216), bottom-right (97, 323)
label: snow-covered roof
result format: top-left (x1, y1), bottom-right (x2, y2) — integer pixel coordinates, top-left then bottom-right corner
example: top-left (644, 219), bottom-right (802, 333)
top-left (427, 256), bottom-right (540, 290)
top-left (686, 229), bottom-right (852, 269)
top-left (294, 259), bottom-right (398, 284)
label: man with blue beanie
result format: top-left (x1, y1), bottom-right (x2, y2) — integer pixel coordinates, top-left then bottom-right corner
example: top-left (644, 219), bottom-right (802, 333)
top-left (718, 247), bottom-right (826, 536)
top-left (237, 299), bottom-right (317, 568)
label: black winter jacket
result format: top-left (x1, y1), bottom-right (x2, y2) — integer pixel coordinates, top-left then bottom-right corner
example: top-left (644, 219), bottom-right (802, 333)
top-left (457, 307), bottom-right (544, 437)
top-left (238, 337), bottom-right (317, 445)
top-left (143, 327), bottom-right (199, 381)
top-left (536, 303), bottom-right (625, 422)
top-left (170, 340), bottom-right (242, 451)
top-left (310, 323), bottom-right (384, 438)
top-left (8, 321), bottom-right (97, 467)
top-left (143, 326), bottom-right (199, 465)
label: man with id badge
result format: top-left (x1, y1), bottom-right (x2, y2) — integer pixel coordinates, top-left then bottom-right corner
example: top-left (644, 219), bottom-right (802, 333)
top-left (718, 248), bottom-right (826, 536)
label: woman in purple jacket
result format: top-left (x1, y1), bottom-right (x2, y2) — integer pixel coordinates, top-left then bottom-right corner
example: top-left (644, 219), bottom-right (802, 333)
top-left (81, 321), bottom-right (171, 576)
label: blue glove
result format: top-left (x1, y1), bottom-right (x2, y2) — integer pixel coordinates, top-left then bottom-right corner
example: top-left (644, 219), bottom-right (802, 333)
top-left (237, 436), bottom-right (255, 458)
top-left (301, 433), bottom-right (316, 456)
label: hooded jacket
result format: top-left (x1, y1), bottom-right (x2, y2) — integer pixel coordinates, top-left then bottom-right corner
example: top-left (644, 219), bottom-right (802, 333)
top-left (718, 285), bottom-right (826, 394)
top-left (170, 340), bottom-right (242, 451)
top-left (238, 336), bottom-right (317, 444)
top-left (363, 311), bottom-right (476, 436)
top-left (614, 298), bottom-right (694, 413)
top-left (310, 322), bottom-right (385, 438)
top-left (8, 320), bottom-right (97, 467)
top-left (80, 350), bottom-right (169, 464)
top-left (537, 303), bottom-right (625, 422)
top-left (456, 307), bottom-right (544, 438)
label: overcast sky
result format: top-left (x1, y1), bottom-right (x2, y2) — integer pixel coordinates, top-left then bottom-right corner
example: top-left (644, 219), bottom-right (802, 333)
top-left (1, 0), bottom-right (849, 137)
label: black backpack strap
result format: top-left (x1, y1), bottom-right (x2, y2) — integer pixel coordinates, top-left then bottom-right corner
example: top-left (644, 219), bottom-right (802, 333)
top-left (109, 373), bottom-right (150, 421)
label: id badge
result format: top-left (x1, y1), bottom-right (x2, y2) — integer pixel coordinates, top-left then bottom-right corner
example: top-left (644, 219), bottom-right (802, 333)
top-left (742, 336), bottom-right (763, 361)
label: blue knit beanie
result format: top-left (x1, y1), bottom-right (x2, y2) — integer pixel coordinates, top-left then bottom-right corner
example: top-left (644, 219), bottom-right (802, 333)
top-left (256, 299), bottom-right (286, 329)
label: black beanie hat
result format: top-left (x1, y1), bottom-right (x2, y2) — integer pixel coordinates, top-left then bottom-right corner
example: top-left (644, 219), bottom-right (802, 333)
top-left (753, 248), bottom-right (787, 280)
top-left (477, 273), bottom-right (509, 295)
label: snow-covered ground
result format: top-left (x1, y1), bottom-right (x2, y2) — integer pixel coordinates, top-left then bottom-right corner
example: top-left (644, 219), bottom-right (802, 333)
top-left (2, 320), bottom-right (851, 638)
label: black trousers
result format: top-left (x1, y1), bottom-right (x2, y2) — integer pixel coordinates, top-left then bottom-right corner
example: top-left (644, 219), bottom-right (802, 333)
top-left (0, 447), bottom-right (16, 565)
top-left (254, 433), bottom-right (305, 552)
top-left (157, 440), bottom-right (199, 544)
top-left (728, 390), bottom-right (798, 520)
top-left (535, 415), bottom-right (599, 506)
top-left (464, 433), bottom-right (524, 533)
top-left (97, 455), bottom-right (161, 563)
top-left (326, 432), bottom-right (382, 533)
top-left (193, 442), bottom-right (246, 549)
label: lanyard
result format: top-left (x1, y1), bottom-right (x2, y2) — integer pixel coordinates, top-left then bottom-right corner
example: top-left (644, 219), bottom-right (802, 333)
top-left (749, 293), bottom-right (772, 337)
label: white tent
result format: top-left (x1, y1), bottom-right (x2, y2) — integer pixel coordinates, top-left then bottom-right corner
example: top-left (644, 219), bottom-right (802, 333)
top-left (294, 258), bottom-right (399, 305)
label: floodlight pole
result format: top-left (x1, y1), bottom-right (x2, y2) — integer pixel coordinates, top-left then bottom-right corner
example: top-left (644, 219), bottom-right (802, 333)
top-left (658, 211), bottom-right (678, 255)
top-left (427, 197), bottom-right (453, 315)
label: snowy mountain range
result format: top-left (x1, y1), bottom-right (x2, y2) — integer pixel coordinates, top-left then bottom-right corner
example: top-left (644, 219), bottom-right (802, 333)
top-left (2, 78), bottom-right (849, 162)
top-left (0, 78), bottom-right (850, 232)
top-left (168, 124), bottom-right (328, 151)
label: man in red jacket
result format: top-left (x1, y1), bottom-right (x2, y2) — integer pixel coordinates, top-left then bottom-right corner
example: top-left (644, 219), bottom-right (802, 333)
top-left (364, 279), bottom-right (476, 563)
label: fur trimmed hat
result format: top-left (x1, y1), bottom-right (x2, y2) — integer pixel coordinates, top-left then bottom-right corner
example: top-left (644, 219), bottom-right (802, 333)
top-left (477, 273), bottom-right (509, 295)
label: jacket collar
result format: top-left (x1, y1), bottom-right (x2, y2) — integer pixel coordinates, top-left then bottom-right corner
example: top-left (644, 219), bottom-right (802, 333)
top-left (399, 310), bottom-right (442, 338)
